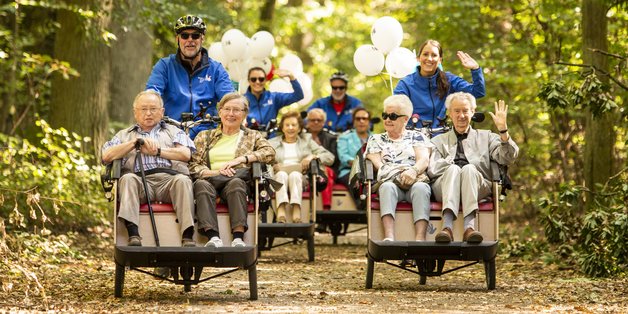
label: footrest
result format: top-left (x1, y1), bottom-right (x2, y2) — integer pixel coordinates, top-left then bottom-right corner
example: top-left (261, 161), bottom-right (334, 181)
top-left (315, 210), bottom-right (367, 224)
top-left (114, 245), bottom-right (257, 269)
top-left (367, 240), bottom-right (498, 262)
top-left (258, 223), bottom-right (315, 238)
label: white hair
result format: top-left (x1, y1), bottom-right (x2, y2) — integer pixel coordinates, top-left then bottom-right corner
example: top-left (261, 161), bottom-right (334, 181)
top-left (383, 94), bottom-right (413, 117)
top-left (308, 108), bottom-right (327, 121)
top-left (445, 92), bottom-right (477, 110)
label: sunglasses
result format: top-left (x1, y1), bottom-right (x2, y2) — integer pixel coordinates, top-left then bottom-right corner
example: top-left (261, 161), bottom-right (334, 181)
top-left (249, 77), bottom-right (265, 83)
top-left (355, 117), bottom-right (370, 122)
top-left (382, 112), bottom-right (406, 121)
top-left (331, 86), bottom-right (346, 91)
top-left (179, 33), bottom-right (201, 40)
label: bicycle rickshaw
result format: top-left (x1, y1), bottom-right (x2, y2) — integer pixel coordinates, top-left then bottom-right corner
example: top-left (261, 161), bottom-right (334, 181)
top-left (362, 114), bottom-right (507, 290)
top-left (257, 159), bottom-right (322, 262)
top-left (101, 115), bottom-right (264, 300)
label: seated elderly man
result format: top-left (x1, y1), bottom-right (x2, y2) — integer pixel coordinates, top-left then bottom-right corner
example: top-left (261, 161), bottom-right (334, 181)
top-left (102, 90), bottom-right (196, 247)
top-left (428, 92), bottom-right (518, 243)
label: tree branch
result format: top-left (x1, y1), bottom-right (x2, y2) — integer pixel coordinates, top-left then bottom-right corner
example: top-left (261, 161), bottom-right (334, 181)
top-left (588, 48), bottom-right (626, 60)
top-left (554, 61), bottom-right (628, 91)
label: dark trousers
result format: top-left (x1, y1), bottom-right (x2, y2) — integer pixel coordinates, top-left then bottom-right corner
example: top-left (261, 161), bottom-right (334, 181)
top-left (194, 177), bottom-right (249, 234)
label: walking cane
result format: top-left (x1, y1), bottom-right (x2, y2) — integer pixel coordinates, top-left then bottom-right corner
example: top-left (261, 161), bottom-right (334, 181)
top-left (135, 138), bottom-right (160, 247)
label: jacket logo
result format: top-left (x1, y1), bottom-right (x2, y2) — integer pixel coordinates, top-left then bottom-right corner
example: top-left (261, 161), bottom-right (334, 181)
top-left (198, 75), bottom-right (212, 83)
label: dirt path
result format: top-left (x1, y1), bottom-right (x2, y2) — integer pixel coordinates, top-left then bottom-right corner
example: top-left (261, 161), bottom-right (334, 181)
top-left (2, 230), bottom-right (627, 313)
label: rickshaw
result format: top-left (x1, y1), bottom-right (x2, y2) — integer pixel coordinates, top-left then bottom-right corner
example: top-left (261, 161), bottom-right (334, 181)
top-left (362, 114), bottom-right (507, 290)
top-left (257, 159), bottom-right (322, 262)
top-left (101, 116), bottom-right (265, 300)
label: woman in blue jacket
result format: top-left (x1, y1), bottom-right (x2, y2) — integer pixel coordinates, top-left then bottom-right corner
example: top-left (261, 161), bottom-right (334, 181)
top-left (394, 39), bottom-right (485, 129)
top-left (244, 67), bottom-right (304, 127)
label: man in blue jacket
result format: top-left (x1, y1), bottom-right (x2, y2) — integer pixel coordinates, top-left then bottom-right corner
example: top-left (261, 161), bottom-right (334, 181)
top-left (145, 15), bottom-right (235, 139)
top-left (308, 71), bottom-right (362, 132)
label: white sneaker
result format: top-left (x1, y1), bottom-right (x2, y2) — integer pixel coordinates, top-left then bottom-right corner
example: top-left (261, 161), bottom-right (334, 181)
top-left (231, 238), bottom-right (246, 247)
top-left (205, 236), bottom-right (223, 248)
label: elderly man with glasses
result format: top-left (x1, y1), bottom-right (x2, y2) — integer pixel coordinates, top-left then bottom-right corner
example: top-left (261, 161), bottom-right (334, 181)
top-left (307, 71), bottom-right (363, 132)
top-left (102, 90), bottom-right (197, 247)
top-left (145, 15), bottom-right (235, 139)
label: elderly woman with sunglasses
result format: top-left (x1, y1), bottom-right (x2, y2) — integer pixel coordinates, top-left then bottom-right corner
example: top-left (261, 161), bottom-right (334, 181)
top-left (244, 67), bottom-right (304, 127)
top-left (365, 94), bottom-right (433, 241)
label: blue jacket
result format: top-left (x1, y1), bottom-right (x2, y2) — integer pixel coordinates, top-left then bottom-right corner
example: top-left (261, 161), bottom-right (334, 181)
top-left (244, 79), bottom-right (304, 126)
top-left (308, 95), bottom-right (362, 132)
top-left (336, 129), bottom-right (371, 179)
top-left (145, 48), bottom-right (235, 139)
top-left (394, 67), bottom-right (485, 128)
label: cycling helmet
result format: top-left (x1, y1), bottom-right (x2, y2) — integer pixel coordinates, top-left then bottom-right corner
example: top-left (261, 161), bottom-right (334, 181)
top-left (329, 71), bottom-right (349, 83)
top-left (174, 15), bottom-right (206, 34)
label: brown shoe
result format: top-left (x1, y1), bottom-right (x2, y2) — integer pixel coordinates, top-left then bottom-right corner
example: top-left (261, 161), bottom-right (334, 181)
top-left (128, 235), bottom-right (142, 246)
top-left (435, 228), bottom-right (453, 243)
top-left (182, 238), bottom-right (196, 247)
top-left (463, 228), bottom-right (483, 243)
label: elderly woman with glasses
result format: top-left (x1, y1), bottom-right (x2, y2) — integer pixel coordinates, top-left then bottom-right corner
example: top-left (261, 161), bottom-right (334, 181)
top-left (189, 93), bottom-right (275, 248)
top-left (365, 94), bottom-right (433, 241)
top-left (244, 67), bottom-right (304, 127)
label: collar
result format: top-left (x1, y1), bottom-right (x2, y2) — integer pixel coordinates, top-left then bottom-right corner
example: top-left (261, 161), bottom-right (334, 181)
top-left (127, 122), bottom-right (164, 134)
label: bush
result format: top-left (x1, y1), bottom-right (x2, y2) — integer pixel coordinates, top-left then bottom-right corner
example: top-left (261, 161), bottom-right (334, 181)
top-left (538, 169), bottom-right (628, 277)
top-left (0, 119), bottom-right (110, 234)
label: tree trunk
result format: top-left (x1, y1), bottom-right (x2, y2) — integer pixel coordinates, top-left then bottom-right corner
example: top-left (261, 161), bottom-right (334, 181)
top-left (582, 0), bottom-right (613, 193)
top-left (109, 0), bottom-right (153, 124)
top-left (50, 0), bottom-right (112, 160)
top-left (259, 0), bottom-right (276, 32)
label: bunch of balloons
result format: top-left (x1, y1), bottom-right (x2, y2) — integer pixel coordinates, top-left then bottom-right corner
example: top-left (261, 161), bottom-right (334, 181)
top-left (208, 29), bottom-right (313, 105)
top-left (353, 16), bottom-right (417, 79)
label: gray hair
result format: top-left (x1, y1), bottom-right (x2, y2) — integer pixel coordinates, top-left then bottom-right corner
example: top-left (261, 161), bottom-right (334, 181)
top-left (217, 92), bottom-right (250, 113)
top-left (445, 92), bottom-right (477, 110)
top-left (308, 108), bottom-right (327, 121)
top-left (134, 90), bottom-right (164, 108)
top-left (383, 94), bottom-right (413, 117)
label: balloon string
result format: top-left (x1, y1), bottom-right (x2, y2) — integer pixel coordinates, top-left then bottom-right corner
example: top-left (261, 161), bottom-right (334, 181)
top-left (378, 73), bottom-right (389, 91)
top-left (389, 73), bottom-right (393, 95)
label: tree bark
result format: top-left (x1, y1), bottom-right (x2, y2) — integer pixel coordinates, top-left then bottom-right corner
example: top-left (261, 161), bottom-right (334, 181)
top-left (259, 0), bottom-right (276, 32)
top-left (50, 0), bottom-right (113, 159)
top-left (109, 0), bottom-right (153, 124)
top-left (582, 0), bottom-right (614, 193)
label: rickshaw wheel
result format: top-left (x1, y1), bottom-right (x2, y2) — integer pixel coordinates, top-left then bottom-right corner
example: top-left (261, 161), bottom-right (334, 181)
top-left (114, 262), bottom-right (125, 298)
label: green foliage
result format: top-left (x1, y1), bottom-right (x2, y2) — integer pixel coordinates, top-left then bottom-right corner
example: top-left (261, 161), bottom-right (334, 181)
top-left (538, 169), bottom-right (628, 277)
top-left (0, 119), bottom-right (110, 233)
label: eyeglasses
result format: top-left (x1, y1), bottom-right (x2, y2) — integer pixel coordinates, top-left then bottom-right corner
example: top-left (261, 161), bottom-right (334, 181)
top-left (381, 112), bottom-right (406, 121)
top-left (308, 118), bottom-right (324, 123)
top-left (331, 86), bottom-right (346, 91)
top-left (179, 33), bottom-right (201, 40)
top-left (249, 77), bottom-right (265, 83)
top-left (135, 107), bottom-right (161, 114)
top-left (355, 117), bottom-right (370, 122)
top-left (221, 107), bottom-right (245, 114)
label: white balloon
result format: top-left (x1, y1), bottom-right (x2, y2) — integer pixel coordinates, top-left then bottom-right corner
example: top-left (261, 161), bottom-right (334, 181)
top-left (221, 29), bottom-right (248, 61)
top-left (385, 47), bottom-right (417, 79)
top-left (238, 78), bottom-right (249, 94)
top-left (268, 78), bottom-right (293, 93)
top-left (226, 59), bottom-right (248, 82)
top-left (298, 84), bottom-right (313, 106)
top-left (207, 42), bottom-right (226, 64)
top-left (295, 72), bottom-right (313, 106)
top-left (353, 44), bottom-right (385, 76)
top-left (279, 54), bottom-right (303, 74)
top-left (247, 57), bottom-right (272, 75)
top-left (250, 31), bottom-right (275, 59)
top-left (371, 16), bottom-right (403, 55)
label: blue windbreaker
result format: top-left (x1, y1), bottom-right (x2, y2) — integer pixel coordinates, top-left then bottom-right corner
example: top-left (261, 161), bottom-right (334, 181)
top-left (394, 67), bottom-right (485, 128)
top-left (145, 48), bottom-right (235, 139)
top-left (308, 95), bottom-right (362, 132)
top-left (244, 79), bottom-right (304, 126)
